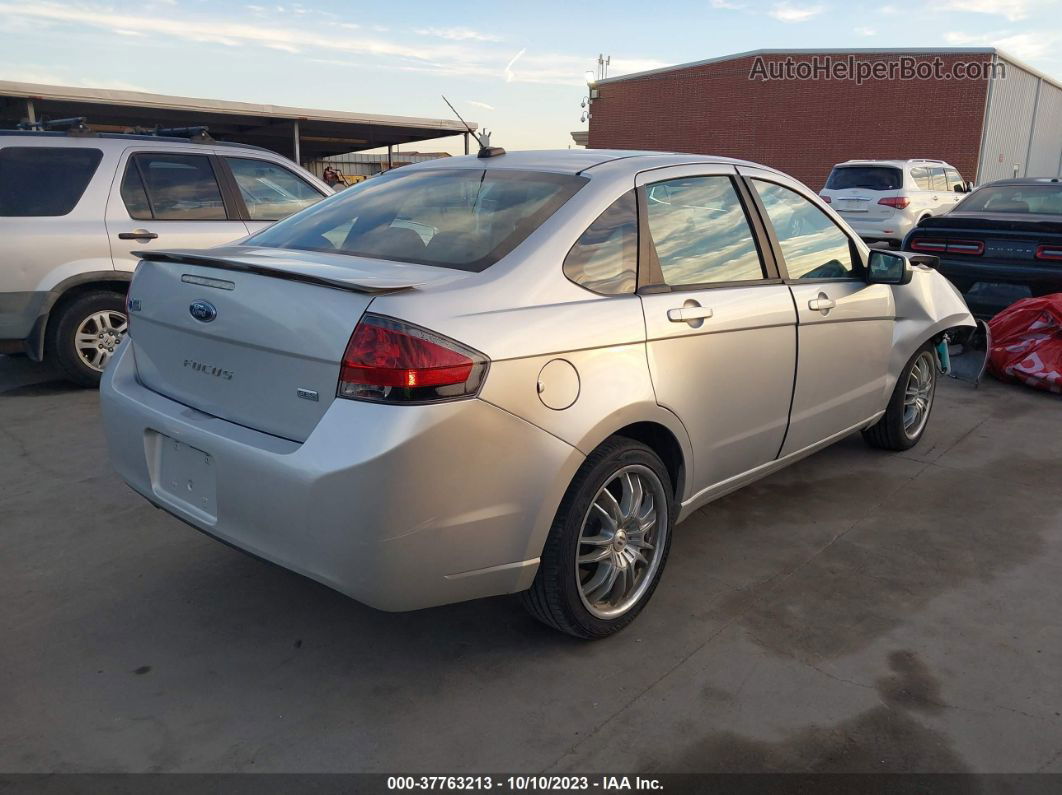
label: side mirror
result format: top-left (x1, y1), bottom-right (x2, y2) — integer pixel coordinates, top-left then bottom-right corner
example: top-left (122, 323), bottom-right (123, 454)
top-left (866, 249), bottom-right (934, 285)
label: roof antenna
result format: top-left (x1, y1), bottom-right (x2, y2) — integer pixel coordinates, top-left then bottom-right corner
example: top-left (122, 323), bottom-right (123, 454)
top-left (442, 95), bottom-right (505, 159)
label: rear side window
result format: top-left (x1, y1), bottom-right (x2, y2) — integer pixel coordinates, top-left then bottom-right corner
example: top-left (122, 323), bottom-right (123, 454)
top-left (645, 176), bottom-right (765, 286)
top-left (248, 168), bottom-right (587, 272)
top-left (910, 167), bottom-right (933, 190)
top-left (563, 191), bottom-right (637, 295)
top-left (225, 157), bottom-right (323, 221)
top-left (0, 147), bottom-right (102, 216)
top-left (825, 167), bottom-right (902, 191)
top-left (123, 153), bottom-right (226, 220)
top-left (930, 167), bottom-right (949, 192)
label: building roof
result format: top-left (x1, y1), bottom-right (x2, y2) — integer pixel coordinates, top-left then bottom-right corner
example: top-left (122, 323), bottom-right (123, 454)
top-left (596, 47), bottom-right (1062, 93)
top-left (0, 80), bottom-right (474, 160)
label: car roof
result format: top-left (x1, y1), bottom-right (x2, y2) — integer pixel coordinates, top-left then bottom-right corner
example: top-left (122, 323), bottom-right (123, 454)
top-left (0, 129), bottom-right (278, 155)
top-left (832, 159), bottom-right (954, 170)
top-left (981, 177), bottom-right (1062, 187)
top-left (399, 148), bottom-right (785, 177)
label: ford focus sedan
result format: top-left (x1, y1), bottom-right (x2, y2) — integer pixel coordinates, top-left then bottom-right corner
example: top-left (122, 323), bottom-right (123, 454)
top-left (101, 150), bottom-right (974, 638)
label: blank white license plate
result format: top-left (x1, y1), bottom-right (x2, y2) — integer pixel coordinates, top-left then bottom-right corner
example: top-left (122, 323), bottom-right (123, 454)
top-left (156, 435), bottom-right (217, 520)
top-left (839, 199), bottom-right (869, 212)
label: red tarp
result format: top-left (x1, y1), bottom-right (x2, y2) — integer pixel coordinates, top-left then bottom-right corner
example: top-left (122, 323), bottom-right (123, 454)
top-left (988, 295), bottom-right (1062, 394)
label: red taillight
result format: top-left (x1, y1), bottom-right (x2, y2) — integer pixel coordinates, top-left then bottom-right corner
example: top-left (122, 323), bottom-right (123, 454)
top-left (878, 197), bottom-right (911, 209)
top-left (945, 239), bottom-right (984, 256)
top-left (910, 238), bottom-right (983, 256)
top-left (1036, 245), bottom-right (1062, 261)
top-left (338, 314), bottom-right (488, 403)
top-left (910, 238), bottom-right (947, 252)
top-left (820, 195), bottom-right (832, 204)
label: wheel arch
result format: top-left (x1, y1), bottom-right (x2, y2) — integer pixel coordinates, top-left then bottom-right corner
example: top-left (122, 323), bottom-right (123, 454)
top-left (27, 272), bottom-right (131, 361)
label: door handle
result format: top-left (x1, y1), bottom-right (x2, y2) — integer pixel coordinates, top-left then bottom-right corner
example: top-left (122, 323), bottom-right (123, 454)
top-left (808, 294), bottom-right (835, 313)
top-left (118, 229), bottom-right (158, 240)
top-left (667, 306), bottom-right (714, 323)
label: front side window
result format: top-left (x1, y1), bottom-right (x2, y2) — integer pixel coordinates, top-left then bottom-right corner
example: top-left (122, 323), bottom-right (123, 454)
top-left (930, 167), bottom-right (949, 192)
top-left (248, 168), bottom-right (587, 272)
top-left (225, 157), bottom-right (323, 221)
top-left (752, 180), bottom-right (855, 280)
top-left (644, 176), bottom-right (765, 286)
top-left (945, 168), bottom-right (964, 192)
top-left (124, 153), bottom-right (226, 220)
top-left (0, 147), bottom-right (102, 217)
top-left (563, 191), bottom-right (637, 295)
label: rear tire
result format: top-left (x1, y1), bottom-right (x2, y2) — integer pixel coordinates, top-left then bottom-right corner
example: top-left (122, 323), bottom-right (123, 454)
top-left (863, 342), bottom-right (938, 451)
top-left (46, 290), bottom-right (128, 388)
top-left (521, 437), bottom-right (675, 639)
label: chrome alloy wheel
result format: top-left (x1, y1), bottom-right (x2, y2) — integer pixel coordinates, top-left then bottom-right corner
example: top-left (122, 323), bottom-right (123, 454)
top-left (75, 310), bottom-right (128, 372)
top-left (903, 350), bottom-right (936, 439)
top-left (576, 464), bottom-right (668, 620)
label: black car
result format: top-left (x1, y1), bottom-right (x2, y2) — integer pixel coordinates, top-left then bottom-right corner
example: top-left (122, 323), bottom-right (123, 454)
top-left (902, 178), bottom-right (1062, 318)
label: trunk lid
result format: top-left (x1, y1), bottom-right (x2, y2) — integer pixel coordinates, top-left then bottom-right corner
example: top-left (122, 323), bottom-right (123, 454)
top-left (127, 246), bottom-right (464, 442)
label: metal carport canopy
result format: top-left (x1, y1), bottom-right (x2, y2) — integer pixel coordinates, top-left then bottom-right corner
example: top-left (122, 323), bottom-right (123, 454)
top-left (0, 80), bottom-right (475, 162)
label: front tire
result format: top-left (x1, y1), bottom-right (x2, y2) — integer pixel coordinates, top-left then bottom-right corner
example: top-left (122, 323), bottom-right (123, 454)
top-left (521, 437), bottom-right (675, 639)
top-left (863, 343), bottom-right (938, 451)
top-left (46, 290), bottom-right (128, 388)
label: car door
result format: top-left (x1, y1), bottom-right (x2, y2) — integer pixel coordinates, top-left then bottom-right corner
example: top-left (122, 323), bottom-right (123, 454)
top-left (106, 148), bottom-right (250, 273)
top-left (217, 155), bottom-right (328, 235)
top-left (944, 167), bottom-right (966, 208)
top-left (741, 168), bottom-right (894, 456)
top-left (909, 166), bottom-right (934, 216)
top-left (636, 165), bottom-right (797, 496)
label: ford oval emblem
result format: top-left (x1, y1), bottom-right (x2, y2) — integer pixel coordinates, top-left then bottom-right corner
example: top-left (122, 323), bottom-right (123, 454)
top-left (189, 300), bottom-right (217, 323)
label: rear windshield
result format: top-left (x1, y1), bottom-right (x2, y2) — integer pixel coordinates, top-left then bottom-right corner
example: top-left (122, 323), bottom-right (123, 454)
top-left (247, 168), bottom-right (587, 272)
top-left (956, 184), bottom-right (1062, 215)
top-left (825, 166), bottom-right (902, 191)
top-left (0, 146), bottom-right (103, 216)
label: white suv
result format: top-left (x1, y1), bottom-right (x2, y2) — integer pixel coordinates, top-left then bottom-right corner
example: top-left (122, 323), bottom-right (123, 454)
top-left (820, 159), bottom-right (972, 247)
top-left (0, 129), bottom-right (331, 386)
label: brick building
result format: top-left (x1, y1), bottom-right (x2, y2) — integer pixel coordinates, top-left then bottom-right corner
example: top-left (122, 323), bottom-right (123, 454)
top-left (586, 48), bottom-right (1062, 190)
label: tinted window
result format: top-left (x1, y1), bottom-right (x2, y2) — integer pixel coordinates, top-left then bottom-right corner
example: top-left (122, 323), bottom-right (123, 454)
top-left (129, 153), bottom-right (226, 220)
top-left (945, 168), bottom-right (964, 192)
top-left (249, 169), bottom-right (586, 272)
top-left (753, 180), bottom-right (854, 280)
top-left (563, 191), bottom-right (637, 295)
top-left (930, 167), bottom-right (948, 192)
top-left (645, 176), bottom-right (764, 286)
top-left (957, 185), bottom-right (1062, 215)
top-left (825, 166), bottom-right (902, 191)
top-left (225, 157), bottom-right (323, 221)
top-left (120, 164), bottom-right (152, 220)
top-left (0, 147), bottom-right (102, 216)
top-left (910, 167), bottom-right (933, 190)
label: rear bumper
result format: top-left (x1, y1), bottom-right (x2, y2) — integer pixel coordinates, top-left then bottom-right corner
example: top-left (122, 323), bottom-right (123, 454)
top-left (101, 341), bottom-right (583, 611)
top-left (839, 214), bottom-right (916, 243)
top-left (929, 258), bottom-right (1062, 317)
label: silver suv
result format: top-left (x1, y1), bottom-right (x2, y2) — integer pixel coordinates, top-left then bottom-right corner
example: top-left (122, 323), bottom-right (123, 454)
top-left (0, 130), bottom-right (330, 385)
top-left (820, 159), bottom-right (972, 248)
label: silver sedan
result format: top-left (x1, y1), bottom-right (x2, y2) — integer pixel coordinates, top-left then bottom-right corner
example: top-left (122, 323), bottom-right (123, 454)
top-left (101, 150), bottom-right (974, 638)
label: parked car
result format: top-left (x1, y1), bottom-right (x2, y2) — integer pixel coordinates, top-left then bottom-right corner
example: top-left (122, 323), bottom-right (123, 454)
top-left (820, 159), bottom-right (971, 248)
top-left (100, 150), bottom-right (974, 639)
top-left (903, 177), bottom-right (1062, 319)
top-left (0, 130), bottom-right (331, 386)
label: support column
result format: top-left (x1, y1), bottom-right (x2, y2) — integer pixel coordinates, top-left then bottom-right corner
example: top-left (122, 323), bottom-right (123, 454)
top-left (387, 144), bottom-right (393, 170)
top-left (463, 132), bottom-right (470, 155)
top-left (25, 99), bottom-right (36, 125)
top-left (293, 119), bottom-right (301, 165)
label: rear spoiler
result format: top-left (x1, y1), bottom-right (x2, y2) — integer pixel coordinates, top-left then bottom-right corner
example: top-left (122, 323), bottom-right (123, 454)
top-left (917, 215), bottom-right (1062, 236)
top-left (133, 250), bottom-right (417, 295)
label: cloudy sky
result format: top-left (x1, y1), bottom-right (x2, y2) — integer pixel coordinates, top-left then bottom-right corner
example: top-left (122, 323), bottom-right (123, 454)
top-left (1, 0), bottom-right (1059, 154)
